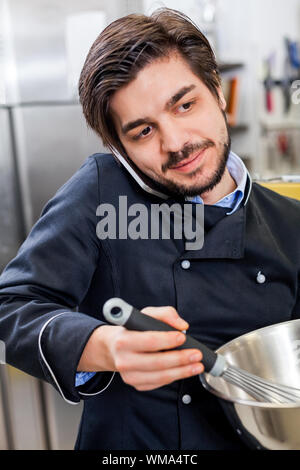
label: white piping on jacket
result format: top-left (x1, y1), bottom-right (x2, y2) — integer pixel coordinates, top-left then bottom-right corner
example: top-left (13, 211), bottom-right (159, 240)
top-left (78, 372), bottom-right (115, 396)
top-left (38, 312), bottom-right (115, 403)
top-left (38, 312), bottom-right (79, 405)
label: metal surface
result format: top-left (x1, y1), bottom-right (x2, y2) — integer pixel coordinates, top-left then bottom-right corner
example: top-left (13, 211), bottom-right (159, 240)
top-left (222, 364), bottom-right (300, 403)
top-left (42, 382), bottom-right (83, 450)
top-left (0, 367), bottom-right (11, 449)
top-left (11, 103), bottom-right (102, 231)
top-left (200, 319), bottom-right (300, 449)
top-left (0, 107), bottom-right (23, 270)
top-left (2, 366), bottom-right (48, 449)
top-left (0, 0), bottom-right (144, 104)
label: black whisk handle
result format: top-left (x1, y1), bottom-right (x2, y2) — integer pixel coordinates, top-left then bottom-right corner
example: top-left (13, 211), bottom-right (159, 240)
top-left (102, 297), bottom-right (220, 374)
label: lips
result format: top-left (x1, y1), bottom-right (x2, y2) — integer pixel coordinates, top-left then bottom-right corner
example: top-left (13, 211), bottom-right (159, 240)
top-left (170, 147), bottom-right (208, 172)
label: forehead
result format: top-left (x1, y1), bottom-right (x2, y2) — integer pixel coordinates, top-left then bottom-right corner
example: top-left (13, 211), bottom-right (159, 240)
top-left (110, 53), bottom-right (205, 125)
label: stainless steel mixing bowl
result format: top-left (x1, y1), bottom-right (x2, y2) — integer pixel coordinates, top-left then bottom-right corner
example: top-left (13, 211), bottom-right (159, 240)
top-left (199, 319), bottom-right (300, 450)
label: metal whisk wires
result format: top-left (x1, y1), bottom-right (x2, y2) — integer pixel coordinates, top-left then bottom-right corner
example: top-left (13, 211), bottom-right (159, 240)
top-left (222, 365), bottom-right (300, 404)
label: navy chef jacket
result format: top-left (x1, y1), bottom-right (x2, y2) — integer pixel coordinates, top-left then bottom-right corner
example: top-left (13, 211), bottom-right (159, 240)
top-left (0, 153), bottom-right (300, 450)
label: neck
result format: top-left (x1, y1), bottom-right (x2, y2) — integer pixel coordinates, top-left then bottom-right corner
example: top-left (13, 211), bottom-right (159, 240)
top-left (200, 167), bottom-right (237, 205)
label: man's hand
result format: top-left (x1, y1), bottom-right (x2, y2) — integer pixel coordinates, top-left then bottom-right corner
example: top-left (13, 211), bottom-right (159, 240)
top-left (77, 306), bottom-right (204, 391)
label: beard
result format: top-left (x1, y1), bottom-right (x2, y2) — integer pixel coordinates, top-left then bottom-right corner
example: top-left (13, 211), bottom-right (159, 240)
top-left (147, 112), bottom-right (231, 198)
top-left (160, 142), bottom-right (230, 198)
top-left (121, 110), bottom-right (231, 199)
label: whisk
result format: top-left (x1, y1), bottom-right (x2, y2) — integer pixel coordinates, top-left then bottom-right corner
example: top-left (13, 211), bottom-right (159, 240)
top-left (103, 298), bottom-right (300, 404)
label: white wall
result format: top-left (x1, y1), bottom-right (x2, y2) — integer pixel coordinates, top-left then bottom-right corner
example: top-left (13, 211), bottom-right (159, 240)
top-left (143, 0), bottom-right (300, 174)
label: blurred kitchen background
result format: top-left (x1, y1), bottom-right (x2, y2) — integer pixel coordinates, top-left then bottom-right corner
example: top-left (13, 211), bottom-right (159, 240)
top-left (0, 0), bottom-right (300, 450)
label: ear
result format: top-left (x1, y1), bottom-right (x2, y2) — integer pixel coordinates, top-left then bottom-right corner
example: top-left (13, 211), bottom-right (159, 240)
top-left (217, 87), bottom-right (227, 111)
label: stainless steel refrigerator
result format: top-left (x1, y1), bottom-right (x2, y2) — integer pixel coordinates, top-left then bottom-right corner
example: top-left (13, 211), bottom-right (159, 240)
top-left (0, 0), bottom-right (143, 449)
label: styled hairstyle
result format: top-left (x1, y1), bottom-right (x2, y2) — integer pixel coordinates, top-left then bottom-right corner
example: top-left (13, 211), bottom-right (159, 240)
top-left (79, 7), bottom-right (221, 158)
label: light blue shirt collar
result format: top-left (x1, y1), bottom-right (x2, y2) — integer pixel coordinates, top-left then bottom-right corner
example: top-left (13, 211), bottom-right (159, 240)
top-left (185, 151), bottom-right (249, 215)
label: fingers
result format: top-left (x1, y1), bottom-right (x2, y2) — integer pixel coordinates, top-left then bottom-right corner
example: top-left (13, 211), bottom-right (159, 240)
top-left (115, 348), bottom-right (203, 372)
top-left (109, 305), bottom-right (202, 391)
top-left (121, 361), bottom-right (204, 391)
top-left (115, 305), bottom-right (189, 353)
top-left (141, 306), bottom-right (189, 332)
top-left (115, 334), bottom-right (204, 392)
top-left (114, 329), bottom-right (187, 353)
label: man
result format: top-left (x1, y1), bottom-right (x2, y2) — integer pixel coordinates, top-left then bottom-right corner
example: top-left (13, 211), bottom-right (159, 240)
top-left (0, 8), bottom-right (299, 450)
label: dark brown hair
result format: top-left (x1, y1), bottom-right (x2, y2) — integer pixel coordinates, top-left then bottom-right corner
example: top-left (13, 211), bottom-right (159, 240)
top-left (79, 7), bottom-right (221, 158)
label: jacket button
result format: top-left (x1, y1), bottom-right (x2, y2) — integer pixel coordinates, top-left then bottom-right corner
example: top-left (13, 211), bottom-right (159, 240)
top-left (182, 394), bottom-right (192, 404)
top-left (181, 260), bottom-right (190, 270)
top-left (256, 271), bottom-right (266, 284)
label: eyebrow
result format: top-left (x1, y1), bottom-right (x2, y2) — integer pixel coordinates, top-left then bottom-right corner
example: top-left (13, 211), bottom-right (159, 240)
top-left (121, 84), bottom-right (196, 135)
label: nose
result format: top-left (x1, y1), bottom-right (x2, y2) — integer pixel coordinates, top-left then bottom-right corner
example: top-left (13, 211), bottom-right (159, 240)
top-left (160, 118), bottom-right (190, 154)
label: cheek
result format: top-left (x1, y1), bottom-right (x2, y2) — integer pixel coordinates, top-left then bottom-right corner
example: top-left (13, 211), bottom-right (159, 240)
top-left (124, 142), bottom-right (162, 172)
top-left (188, 107), bottom-right (224, 141)
top-left (204, 111), bottom-right (224, 137)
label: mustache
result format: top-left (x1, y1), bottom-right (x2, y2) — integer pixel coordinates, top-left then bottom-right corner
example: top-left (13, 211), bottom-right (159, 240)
top-left (162, 141), bottom-right (214, 172)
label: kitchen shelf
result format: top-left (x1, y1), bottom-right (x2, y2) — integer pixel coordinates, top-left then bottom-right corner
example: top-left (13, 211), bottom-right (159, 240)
top-left (218, 62), bottom-right (244, 73)
top-left (229, 124), bottom-right (249, 134)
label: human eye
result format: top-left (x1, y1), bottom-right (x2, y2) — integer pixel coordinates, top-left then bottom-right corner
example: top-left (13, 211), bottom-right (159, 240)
top-left (132, 125), bottom-right (153, 141)
top-left (177, 100), bottom-right (195, 113)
